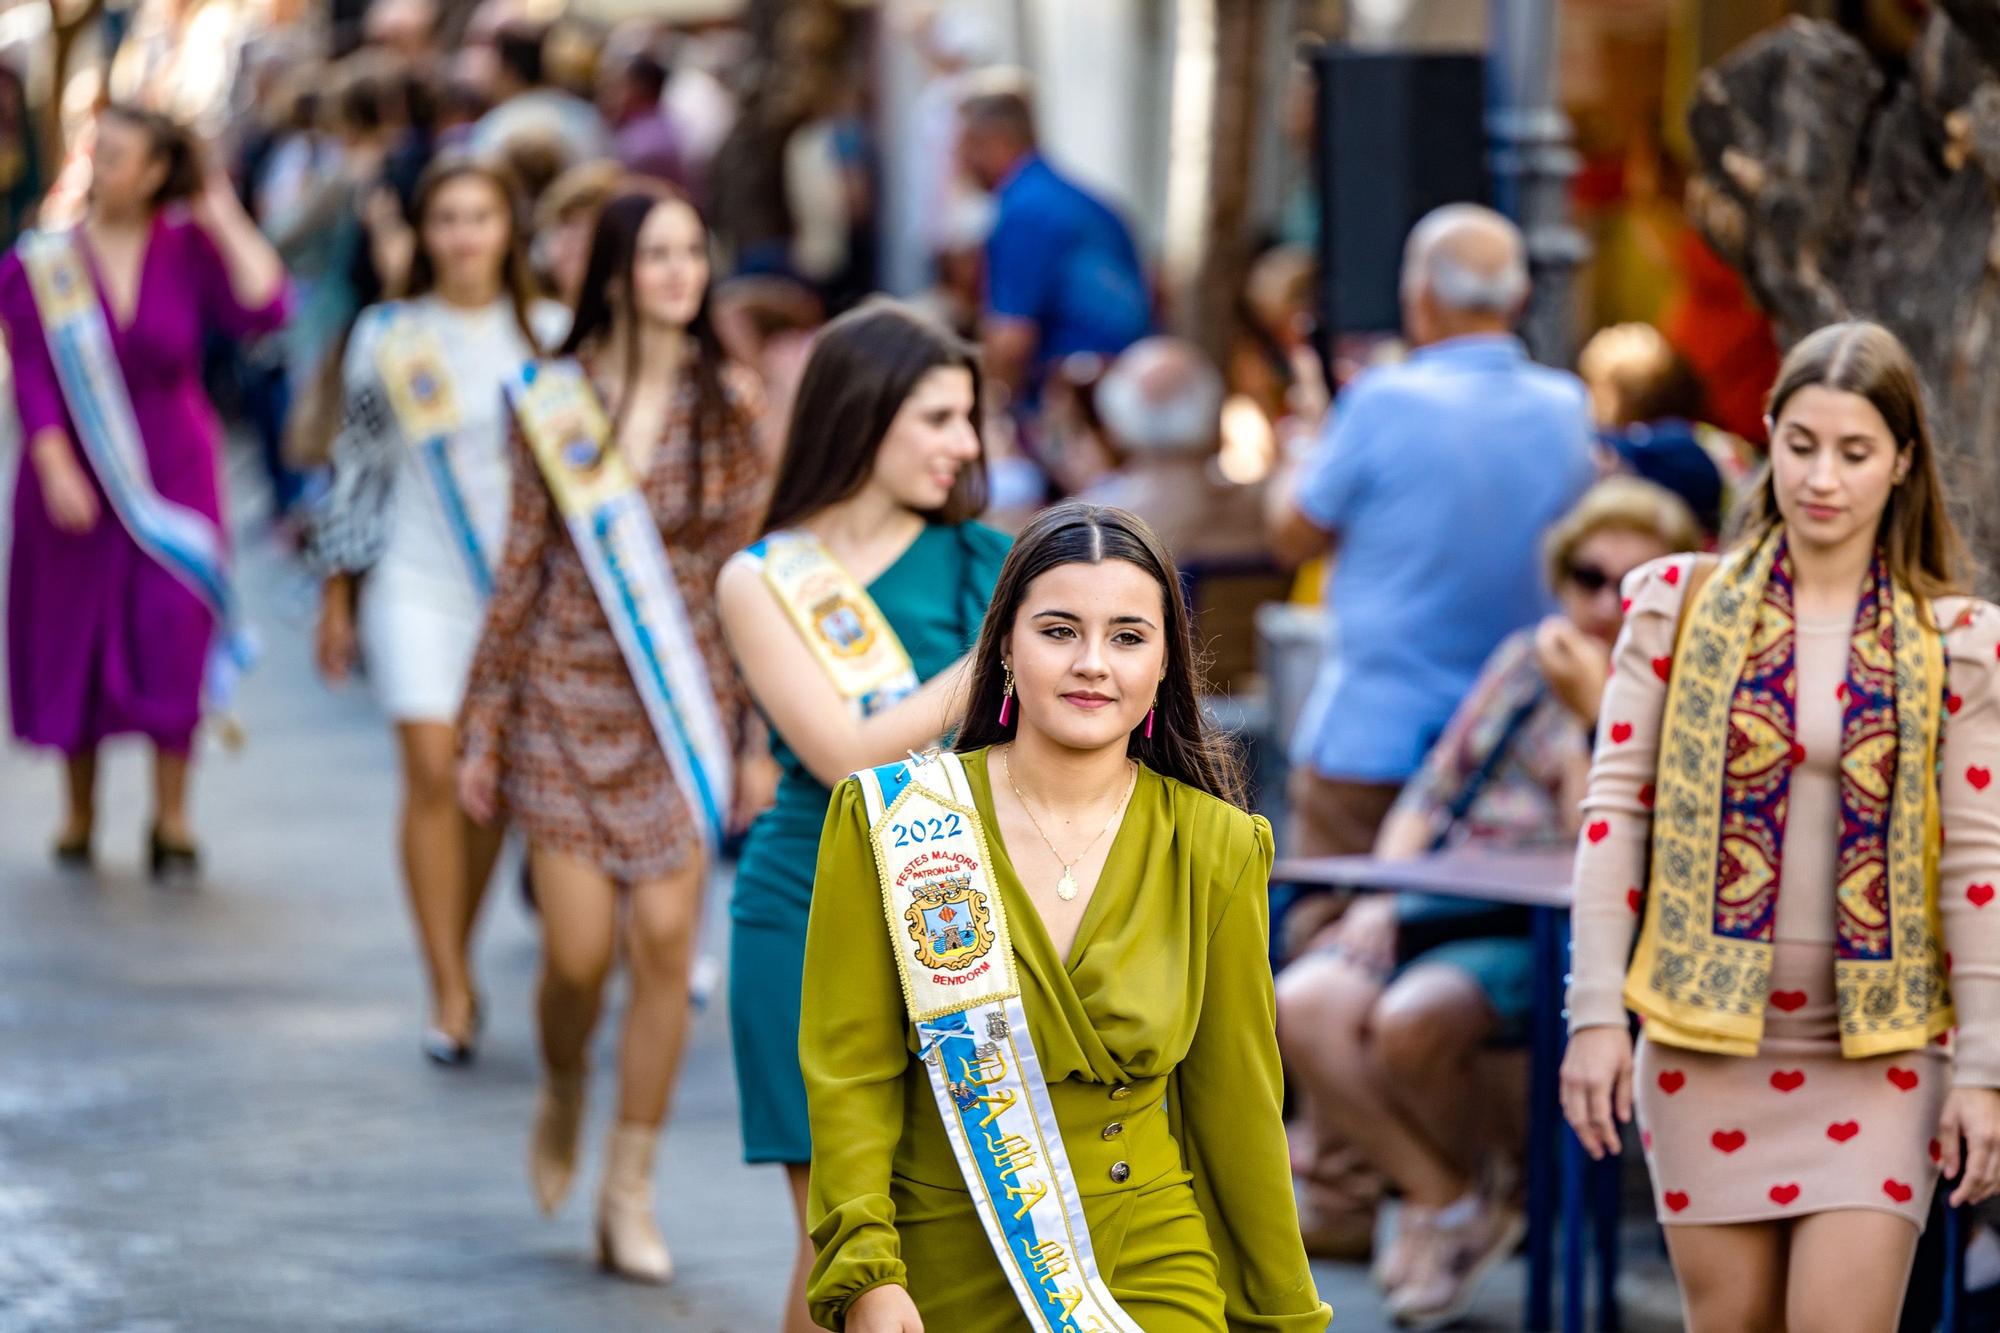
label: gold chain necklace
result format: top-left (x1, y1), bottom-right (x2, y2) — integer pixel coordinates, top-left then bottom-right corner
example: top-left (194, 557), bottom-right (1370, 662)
top-left (999, 747), bottom-right (1138, 901)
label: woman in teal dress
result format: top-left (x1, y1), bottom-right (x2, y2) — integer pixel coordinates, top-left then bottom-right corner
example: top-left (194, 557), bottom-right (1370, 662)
top-left (717, 299), bottom-right (1009, 1332)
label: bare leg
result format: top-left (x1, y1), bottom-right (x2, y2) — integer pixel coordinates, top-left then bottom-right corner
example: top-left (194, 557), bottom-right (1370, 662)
top-left (782, 1163), bottom-right (818, 1333)
top-left (152, 747), bottom-right (193, 845)
top-left (60, 750), bottom-right (98, 843)
top-left (1663, 1221), bottom-right (1788, 1332)
top-left (1371, 964), bottom-right (1500, 1195)
top-left (1785, 1211), bottom-right (1921, 1333)
top-left (616, 856), bottom-right (705, 1126)
top-left (1274, 952), bottom-right (1467, 1207)
top-left (530, 847), bottom-right (619, 1077)
top-left (395, 722), bottom-right (496, 1037)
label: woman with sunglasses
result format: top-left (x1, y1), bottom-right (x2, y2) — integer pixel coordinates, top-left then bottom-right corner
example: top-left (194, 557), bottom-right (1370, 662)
top-left (1278, 477), bottom-right (1701, 1327)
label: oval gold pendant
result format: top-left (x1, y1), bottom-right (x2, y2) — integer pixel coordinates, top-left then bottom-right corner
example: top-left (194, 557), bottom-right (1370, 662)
top-left (1056, 870), bottom-right (1079, 901)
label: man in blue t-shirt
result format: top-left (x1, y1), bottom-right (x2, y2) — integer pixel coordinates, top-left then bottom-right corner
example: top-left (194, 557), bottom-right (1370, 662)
top-left (1266, 203), bottom-right (1596, 859)
top-left (958, 87), bottom-right (1150, 408)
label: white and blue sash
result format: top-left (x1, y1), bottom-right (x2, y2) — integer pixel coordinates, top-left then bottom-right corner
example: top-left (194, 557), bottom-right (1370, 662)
top-left (506, 358), bottom-right (732, 856)
top-left (857, 751), bottom-right (1140, 1332)
top-left (18, 228), bottom-right (258, 708)
top-left (741, 530), bottom-right (917, 718)
top-left (370, 306), bottom-right (492, 597)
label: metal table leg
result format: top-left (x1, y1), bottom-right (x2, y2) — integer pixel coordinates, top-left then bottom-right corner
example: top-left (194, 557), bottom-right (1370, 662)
top-left (1525, 905), bottom-right (1564, 1331)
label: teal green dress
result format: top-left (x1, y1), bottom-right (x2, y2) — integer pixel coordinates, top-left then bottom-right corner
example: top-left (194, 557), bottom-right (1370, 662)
top-left (729, 520), bottom-right (1010, 1163)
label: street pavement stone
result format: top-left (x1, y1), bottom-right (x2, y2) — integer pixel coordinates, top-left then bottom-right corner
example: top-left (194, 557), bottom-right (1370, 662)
top-left (0, 496), bottom-right (1679, 1331)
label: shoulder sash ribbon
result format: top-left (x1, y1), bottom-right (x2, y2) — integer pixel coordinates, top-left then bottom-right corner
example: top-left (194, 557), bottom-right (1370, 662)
top-left (745, 530), bottom-right (917, 717)
top-left (371, 305), bottom-right (492, 596)
top-left (858, 750), bottom-right (1139, 1333)
top-left (18, 228), bottom-right (257, 708)
top-left (506, 357), bottom-right (732, 857)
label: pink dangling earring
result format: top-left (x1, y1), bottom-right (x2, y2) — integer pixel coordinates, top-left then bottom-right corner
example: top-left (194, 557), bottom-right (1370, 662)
top-left (1144, 708), bottom-right (1155, 740)
top-left (998, 663), bottom-right (1015, 727)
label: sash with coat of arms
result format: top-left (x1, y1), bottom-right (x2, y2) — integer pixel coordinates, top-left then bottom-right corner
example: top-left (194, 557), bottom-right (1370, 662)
top-left (369, 305), bottom-right (494, 596)
top-left (856, 751), bottom-right (1140, 1332)
top-left (742, 530), bottom-right (918, 717)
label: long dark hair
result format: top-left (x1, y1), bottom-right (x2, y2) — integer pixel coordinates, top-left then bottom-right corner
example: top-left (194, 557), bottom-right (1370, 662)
top-left (560, 190), bottom-right (733, 514)
top-left (1739, 320), bottom-right (1971, 608)
top-left (954, 502), bottom-right (1247, 807)
top-left (400, 155), bottom-right (545, 351)
top-left (102, 103), bottom-right (201, 207)
top-left (761, 299), bottom-right (987, 535)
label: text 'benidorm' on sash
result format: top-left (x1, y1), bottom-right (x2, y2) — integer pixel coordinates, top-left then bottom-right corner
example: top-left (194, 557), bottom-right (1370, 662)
top-left (745, 530), bottom-right (917, 717)
top-left (18, 228), bottom-right (258, 710)
top-left (858, 751), bottom-right (1140, 1333)
top-left (371, 306), bottom-right (492, 596)
top-left (506, 357), bottom-right (733, 856)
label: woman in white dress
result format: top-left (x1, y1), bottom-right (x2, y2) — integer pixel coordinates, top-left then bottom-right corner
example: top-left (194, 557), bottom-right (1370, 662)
top-left (312, 156), bottom-right (568, 1063)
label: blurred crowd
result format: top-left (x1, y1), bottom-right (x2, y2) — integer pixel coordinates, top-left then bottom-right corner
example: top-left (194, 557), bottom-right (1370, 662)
top-left (0, 4), bottom-right (1831, 1324)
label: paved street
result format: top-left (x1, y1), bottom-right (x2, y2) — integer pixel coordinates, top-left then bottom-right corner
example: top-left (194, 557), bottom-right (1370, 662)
top-left (0, 471), bottom-right (1680, 1332)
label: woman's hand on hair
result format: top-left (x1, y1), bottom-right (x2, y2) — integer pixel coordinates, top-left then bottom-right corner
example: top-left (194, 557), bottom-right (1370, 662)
top-left (1534, 614), bottom-right (1610, 725)
top-left (188, 151), bottom-right (248, 233)
top-left (1941, 1086), bottom-right (2000, 1207)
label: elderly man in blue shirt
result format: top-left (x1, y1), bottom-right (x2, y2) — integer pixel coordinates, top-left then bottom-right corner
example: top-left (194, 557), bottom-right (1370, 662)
top-left (1267, 203), bottom-right (1596, 859)
top-left (957, 84), bottom-right (1150, 411)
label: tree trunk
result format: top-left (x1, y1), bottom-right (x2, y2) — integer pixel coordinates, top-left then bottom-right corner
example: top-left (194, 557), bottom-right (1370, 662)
top-left (1686, 6), bottom-right (2000, 585)
top-left (1183, 0), bottom-right (1272, 368)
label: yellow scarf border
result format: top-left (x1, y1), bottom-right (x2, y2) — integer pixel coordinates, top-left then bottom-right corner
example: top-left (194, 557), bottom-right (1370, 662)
top-left (1624, 527), bottom-right (1953, 1058)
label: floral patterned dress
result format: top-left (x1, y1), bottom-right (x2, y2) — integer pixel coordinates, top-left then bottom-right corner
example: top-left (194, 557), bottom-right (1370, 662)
top-left (457, 353), bottom-right (766, 880)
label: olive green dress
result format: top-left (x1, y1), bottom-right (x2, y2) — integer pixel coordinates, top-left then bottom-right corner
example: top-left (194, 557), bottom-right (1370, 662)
top-left (801, 748), bottom-right (1331, 1331)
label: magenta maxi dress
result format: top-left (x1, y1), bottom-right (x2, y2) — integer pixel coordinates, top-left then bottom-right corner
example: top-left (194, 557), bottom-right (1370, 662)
top-left (0, 210), bottom-right (290, 755)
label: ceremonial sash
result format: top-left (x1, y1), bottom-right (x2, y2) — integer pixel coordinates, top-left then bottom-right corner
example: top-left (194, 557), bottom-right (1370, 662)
top-left (505, 358), bottom-right (732, 856)
top-left (371, 306), bottom-right (491, 596)
top-left (858, 751), bottom-right (1139, 1333)
top-left (17, 228), bottom-right (257, 707)
top-left (744, 530), bottom-right (917, 716)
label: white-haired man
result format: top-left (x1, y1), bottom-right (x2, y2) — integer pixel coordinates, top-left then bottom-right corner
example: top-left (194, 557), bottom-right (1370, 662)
top-left (1268, 203), bottom-right (1594, 858)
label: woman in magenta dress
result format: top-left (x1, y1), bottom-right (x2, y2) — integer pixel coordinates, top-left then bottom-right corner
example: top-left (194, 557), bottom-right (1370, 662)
top-left (0, 105), bottom-right (289, 879)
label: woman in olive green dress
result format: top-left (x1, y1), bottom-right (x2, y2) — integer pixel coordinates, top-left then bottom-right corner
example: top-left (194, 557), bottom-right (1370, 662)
top-left (716, 300), bottom-right (1009, 1332)
top-left (801, 502), bottom-right (1330, 1332)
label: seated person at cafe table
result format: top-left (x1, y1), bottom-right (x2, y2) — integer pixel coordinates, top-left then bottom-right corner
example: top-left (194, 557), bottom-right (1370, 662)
top-left (1277, 478), bottom-right (1700, 1328)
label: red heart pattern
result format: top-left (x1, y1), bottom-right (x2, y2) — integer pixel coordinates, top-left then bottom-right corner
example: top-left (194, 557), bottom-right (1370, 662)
top-left (1769, 990), bottom-right (1807, 1013)
top-left (1657, 1070), bottom-right (1686, 1095)
top-left (1638, 783), bottom-right (1656, 808)
top-left (1642, 1131), bottom-right (1654, 1150)
top-left (1790, 743), bottom-right (1808, 765)
top-left (1884, 1179), bottom-right (1914, 1204)
top-left (1930, 1138), bottom-right (1944, 1163)
top-left (1609, 721), bottom-right (1633, 744)
top-left (1587, 821), bottom-right (1610, 844)
top-left (1888, 1067), bottom-right (1919, 1091)
top-left (1626, 887), bottom-right (1641, 913)
top-left (1971, 883), bottom-right (1995, 908)
top-left (1827, 1121), bottom-right (1860, 1143)
top-left (1969, 766), bottom-right (1992, 791)
top-left (1948, 693), bottom-right (1964, 715)
top-left (1768, 1183), bottom-right (1800, 1206)
top-left (1663, 564), bottom-right (1681, 586)
top-left (1663, 1190), bottom-right (1690, 1212)
top-left (1836, 682), bottom-right (1849, 702)
top-left (1711, 1129), bottom-right (1746, 1154)
top-left (1769, 1070), bottom-right (1805, 1093)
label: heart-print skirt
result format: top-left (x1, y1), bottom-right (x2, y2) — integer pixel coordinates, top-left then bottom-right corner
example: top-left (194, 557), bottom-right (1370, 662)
top-left (1632, 938), bottom-right (1947, 1228)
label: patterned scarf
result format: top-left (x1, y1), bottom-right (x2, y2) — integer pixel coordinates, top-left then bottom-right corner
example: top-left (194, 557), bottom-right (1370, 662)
top-left (1624, 526), bottom-right (1951, 1058)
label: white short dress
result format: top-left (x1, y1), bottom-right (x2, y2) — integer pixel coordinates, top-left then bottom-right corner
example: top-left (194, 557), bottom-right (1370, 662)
top-left (320, 295), bottom-right (569, 722)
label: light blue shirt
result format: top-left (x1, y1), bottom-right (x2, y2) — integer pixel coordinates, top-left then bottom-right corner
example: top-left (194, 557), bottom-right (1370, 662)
top-left (1292, 333), bottom-right (1595, 782)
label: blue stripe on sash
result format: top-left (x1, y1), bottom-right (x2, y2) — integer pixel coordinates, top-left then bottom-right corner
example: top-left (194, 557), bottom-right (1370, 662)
top-left (871, 760), bottom-right (914, 809)
top-left (419, 436), bottom-right (492, 597)
top-left (592, 507), bottom-right (726, 841)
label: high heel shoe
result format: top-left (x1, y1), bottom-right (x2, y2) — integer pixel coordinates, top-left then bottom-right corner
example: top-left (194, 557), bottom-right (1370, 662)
top-left (528, 1067), bottom-right (587, 1215)
top-left (148, 826), bottom-right (200, 884)
top-left (52, 829), bottom-right (93, 870)
top-left (597, 1121), bottom-right (673, 1284)
top-left (422, 993), bottom-right (484, 1066)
